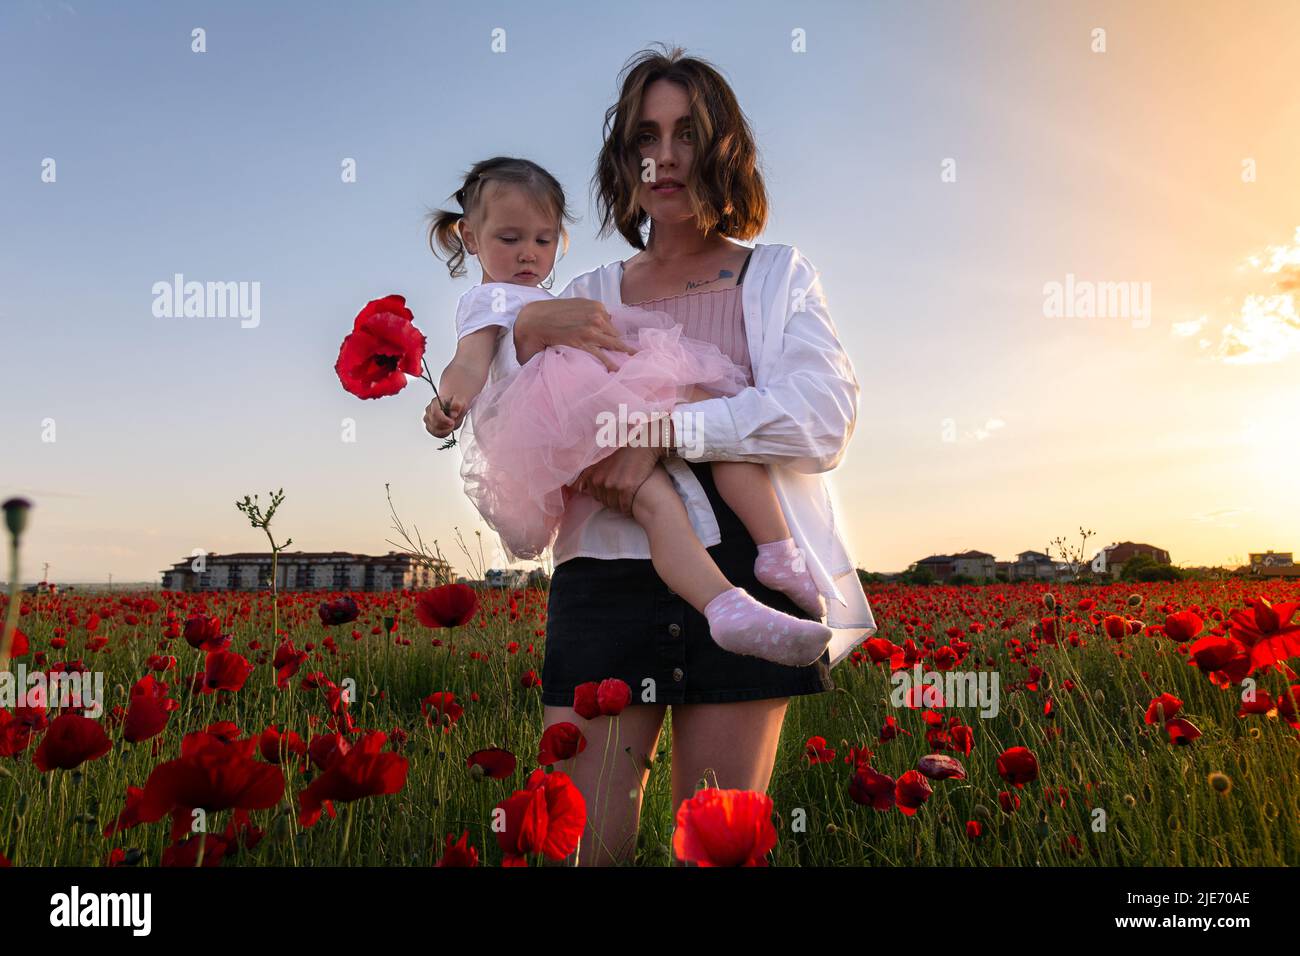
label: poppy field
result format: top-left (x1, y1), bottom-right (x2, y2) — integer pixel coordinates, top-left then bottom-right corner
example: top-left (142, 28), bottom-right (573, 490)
top-left (1, 576), bottom-right (1297, 867)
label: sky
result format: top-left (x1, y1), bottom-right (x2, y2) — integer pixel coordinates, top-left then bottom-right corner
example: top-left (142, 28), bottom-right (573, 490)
top-left (2, 0), bottom-right (1298, 583)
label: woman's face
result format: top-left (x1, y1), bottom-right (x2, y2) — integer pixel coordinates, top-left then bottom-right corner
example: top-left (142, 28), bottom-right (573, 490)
top-left (634, 78), bottom-right (697, 225)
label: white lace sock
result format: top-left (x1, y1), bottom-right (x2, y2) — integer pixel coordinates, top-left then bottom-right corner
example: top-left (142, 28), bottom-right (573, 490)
top-left (754, 538), bottom-right (826, 619)
top-left (703, 587), bottom-right (833, 667)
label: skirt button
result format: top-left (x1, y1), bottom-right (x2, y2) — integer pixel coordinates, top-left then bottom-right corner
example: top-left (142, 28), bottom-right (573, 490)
top-left (668, 623), bottom-right (681, 638)
top-left (672, 667), bottom-right (684, 682)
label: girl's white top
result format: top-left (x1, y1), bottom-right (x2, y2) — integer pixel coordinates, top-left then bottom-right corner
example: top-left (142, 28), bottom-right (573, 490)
top-left (475, 243), bottom-right (877, 668)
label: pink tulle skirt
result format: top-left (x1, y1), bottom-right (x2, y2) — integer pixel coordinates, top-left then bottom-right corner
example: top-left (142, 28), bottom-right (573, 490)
top-left (459, 306), bottom-right (750, 560)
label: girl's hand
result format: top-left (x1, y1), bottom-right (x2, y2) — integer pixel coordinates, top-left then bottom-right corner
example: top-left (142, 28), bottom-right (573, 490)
top-left (424, 395), bottom-right (466, 439)
top-left (514, 298), bottom-right (635, 371)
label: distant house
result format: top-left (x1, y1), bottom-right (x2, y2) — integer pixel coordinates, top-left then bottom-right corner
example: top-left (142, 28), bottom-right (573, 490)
top-left (952, 550), bottom-right (996, 581)
top-left (914, 554), bottom-right (956, 581)
top-left (485, 568), bottom-right (529, 588)
top-left (1011, 550), bottom-right (1057, 581)
top-left (1091, 542), bottom-right (1171, 578)
top-left (912, 551), bottom-right (995, 582)
top-left (1248, 551), bottom-right (1300, 578)
top-left (160, 550), bottom-right (453, 592)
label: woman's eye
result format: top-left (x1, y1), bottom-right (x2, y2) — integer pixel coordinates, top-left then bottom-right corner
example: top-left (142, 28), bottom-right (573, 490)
top-left (680, 128), bottom-right (694, 141)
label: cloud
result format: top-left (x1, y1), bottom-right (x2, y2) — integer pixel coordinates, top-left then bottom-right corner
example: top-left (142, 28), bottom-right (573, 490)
top-left (1172, 316), bottom-right (1207, 337)
top-left (961, 418), bottom-right (1007, 443)
top-left (1211, 227), bottom-right (1300, 364)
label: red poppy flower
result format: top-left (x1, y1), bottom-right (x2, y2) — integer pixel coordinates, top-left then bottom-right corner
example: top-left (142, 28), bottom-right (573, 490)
top-left (415, 585), bottom-right (479, 628)
top-left (848, 765), bottom-right (896, 811)
top-left (421, 691), bottom-right (464, 731)
top-left (916, 753), bottom-right (966, 780)
top-left (804, 735), bottom-right (837, 765)
top-left (966, 820), bottom-right (983, 840)
top-left (1102, 615), bottom-right (1129, 641)
top-left (996, 746), bottom-right (1039, 787)
top-left (596, 678), bottom-right (631, 716)
top-left (436, 830), bottom-right (479, 867)
top-left (7, 628), bottom-right (28, 658)
top-left (1163, 610), bottom-right (1204, 643)
top-left (1164, 717), bottom-right (1202, 745)
top-left (33, 713), bottom-right (112, 771)
top-left (895, 770), bottom-right (933, 816)
top-left (1228, 597), bottom-right (1300, 669)
top-left (123, 695), bottom-right (171, 743)
top-left (318, 597), bottom-right (360, 627)
top-left (1188, 635), bottom-right (1251, 686)
top-left (998, 790), bottom-right (1021, 814)
top-left (538, 721), bottom-right (586, 765)
top-left (334, 294), bottom-right (426, 399)
top-left (183, 614), bottom-right (228, 652)
top-left (299, 731), bottom-right (409, 827)
top-left (259, 725), bottom-right (307, 765)
top-left (1144, 693), bottom-right (1183, 725)
top-left (202, 649), bottom-right (253, 694)
top-left (673, 788), bottom-right (776, 867)
top-left (138, 732), bottom-right (285, 824)
top-left (103, 785), bottom-right (147, 837)
top-left (467, 747), bottom-right (517, 779)
top-left (495, 768), bottom-right (587, 866)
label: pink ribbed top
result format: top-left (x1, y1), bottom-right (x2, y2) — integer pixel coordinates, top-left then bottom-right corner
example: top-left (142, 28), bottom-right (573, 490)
top-left (625, 284), bottom-right (753, 385)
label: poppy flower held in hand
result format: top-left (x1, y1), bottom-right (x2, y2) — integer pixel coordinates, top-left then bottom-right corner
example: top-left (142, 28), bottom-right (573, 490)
top-left (334, 295), bottom-right (426, 400)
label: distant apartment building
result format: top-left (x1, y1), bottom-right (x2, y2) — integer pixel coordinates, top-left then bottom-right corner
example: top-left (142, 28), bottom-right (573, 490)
top-left (160, 550), bottom-right (453, 592)
top-left (1090, 542), bottom-right (1171, 578)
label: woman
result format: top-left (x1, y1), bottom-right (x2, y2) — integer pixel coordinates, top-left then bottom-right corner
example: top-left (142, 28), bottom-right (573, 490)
top-left (495, 46), bottom-right (876, 865)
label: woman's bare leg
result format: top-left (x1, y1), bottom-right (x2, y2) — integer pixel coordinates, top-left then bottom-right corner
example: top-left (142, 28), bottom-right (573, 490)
top-left (667, 698), bottom-right (791, 866)
top-left (542, 702), bottom-right (668, 866)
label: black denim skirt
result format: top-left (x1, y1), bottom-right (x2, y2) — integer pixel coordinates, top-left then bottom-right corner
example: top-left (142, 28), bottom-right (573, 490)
top-left (540, 460), bottom-right (835, 707)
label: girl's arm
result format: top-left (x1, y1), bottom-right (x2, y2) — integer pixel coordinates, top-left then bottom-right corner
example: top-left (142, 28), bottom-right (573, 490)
top-left (425, 327), bottom-right (500, 438)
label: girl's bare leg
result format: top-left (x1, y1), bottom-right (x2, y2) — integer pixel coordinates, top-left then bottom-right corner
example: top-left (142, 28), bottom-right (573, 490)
top-left (710, 462), bottom-right (789, 545)
top-left (630, 465), bottom-right (731, 613)
top-left (542, 703), bottom-right (668, 866)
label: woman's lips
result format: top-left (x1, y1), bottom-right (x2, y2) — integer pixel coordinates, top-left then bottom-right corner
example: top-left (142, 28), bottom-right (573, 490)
top-left (651, 182), bottom-right (683, 194)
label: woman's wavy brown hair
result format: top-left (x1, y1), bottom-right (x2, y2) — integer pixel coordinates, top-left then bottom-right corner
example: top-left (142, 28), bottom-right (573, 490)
top-left (593, 44), bottom-right (768, 250)
top-left (427, 157), bottom-right (574, 282)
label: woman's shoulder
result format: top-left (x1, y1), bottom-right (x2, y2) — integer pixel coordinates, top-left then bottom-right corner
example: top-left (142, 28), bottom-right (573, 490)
top-left (557, 260), bottom-right (623, 300)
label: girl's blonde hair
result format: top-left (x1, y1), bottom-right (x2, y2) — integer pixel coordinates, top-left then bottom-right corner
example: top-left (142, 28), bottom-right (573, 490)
top-left (427, 157), bottom-right (575, 283)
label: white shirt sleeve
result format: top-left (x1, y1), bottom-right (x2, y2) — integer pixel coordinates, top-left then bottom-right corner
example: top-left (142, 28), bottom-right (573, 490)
top-left (670, 250), bottom-right (859, 474)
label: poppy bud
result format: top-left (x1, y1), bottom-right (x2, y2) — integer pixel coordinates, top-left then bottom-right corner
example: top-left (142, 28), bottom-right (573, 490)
top-left (1127, 594), bottom-right (1143, 608)
top-left (270, 813), bottom-right (292, 844)
top-left (468, 762), bottom-right (485, 780)
top-left (2, 497), bottom-right (32, 539)
top-left (1207, 771), bottom-right (1232, 794)
top-left (1043, 593), bottom-right (1056, 610)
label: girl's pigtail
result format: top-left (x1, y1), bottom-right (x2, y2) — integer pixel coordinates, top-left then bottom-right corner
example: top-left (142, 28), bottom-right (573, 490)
top-left (428, 195), bottom-right (469, 278)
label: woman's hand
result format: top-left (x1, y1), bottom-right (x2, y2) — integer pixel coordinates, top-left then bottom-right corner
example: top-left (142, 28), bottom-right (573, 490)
top-left (514, 298), bottom-right (635, 371)
top-left (571, 443), bottom-right (665, 515)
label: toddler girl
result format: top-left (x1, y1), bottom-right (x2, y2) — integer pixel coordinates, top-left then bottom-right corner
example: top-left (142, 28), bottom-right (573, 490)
top-left (425, 157), bottom-right (832, 667)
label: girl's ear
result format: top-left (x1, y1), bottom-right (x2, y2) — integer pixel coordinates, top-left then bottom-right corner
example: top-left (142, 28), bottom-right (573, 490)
top-left (458, 218), bottom-right (479, 255)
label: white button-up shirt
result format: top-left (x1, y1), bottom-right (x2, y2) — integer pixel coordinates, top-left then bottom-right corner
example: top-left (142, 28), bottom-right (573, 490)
top-left (483, 242), bottom-right (878, 667)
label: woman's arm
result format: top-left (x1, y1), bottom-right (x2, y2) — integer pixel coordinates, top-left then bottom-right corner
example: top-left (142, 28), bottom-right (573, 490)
top-left (668, 252), bottom-right (859, 474)
top-left (511, 298), bottom-right (635, 370)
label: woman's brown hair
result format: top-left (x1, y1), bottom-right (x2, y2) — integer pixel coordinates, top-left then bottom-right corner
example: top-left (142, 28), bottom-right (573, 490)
top-left (427, 157), bottom-right (574, 282)
top-left (593, 44), bottom-right (768, 249)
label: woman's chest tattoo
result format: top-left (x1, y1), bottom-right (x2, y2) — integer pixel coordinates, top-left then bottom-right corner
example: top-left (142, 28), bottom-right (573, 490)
top-left (684, 269), bottom-right (734, 292)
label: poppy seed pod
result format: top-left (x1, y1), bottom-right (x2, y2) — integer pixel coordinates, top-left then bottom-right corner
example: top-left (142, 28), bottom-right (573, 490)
top-left (1127, 594), bottom-right (1143, 608)
top-left (2, 497), bottom-right (31, 539)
